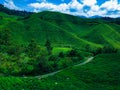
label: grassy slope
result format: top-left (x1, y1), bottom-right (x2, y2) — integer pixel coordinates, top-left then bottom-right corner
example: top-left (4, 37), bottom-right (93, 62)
top-left (83, 24), bottom-right (120, 48)
top-left (0, 54), bottom-right (120, 90)
top-left (0, 12), bottom-right (18, 29)
top-left (3, 11), bottom-right (101, 49)
top-left (0, 11), bottom-right (120, 49)
top-left (52, 47), bottom-right (72, 55)
top-left (23, 12), bottom-right (102, 49)
top-left (38, 11), bottom-right (95, 37)
top-left (33, 12), bottom-right (120, 48)
top-left (109, 23), bottom-right (120, 33)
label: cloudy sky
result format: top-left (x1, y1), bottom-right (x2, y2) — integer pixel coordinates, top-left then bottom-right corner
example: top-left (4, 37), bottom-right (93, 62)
top-left (0, 0), bottom-right (120, 17)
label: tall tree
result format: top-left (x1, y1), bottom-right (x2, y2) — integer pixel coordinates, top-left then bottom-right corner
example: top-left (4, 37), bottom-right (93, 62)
top-left (85, 44), bottom-right (91, 52)
top-left (0, 29), bottom-right (11, 46)
top-left (45, 39), bottom-right (53, 55)
top-left (0, 29), bottom-right (12, 52)
top-left (26, 39), bottom-right (39, 57)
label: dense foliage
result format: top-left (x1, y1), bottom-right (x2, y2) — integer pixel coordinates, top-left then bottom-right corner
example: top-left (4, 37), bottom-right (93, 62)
top-left (0, 28), bottom-right (85, 76)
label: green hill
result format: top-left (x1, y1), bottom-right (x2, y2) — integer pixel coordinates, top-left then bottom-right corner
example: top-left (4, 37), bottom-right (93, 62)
top-left (83, 24), bottom-right (120, 48)
top-left (0, 9), bottom-right (120, 51)
top-left (0, 11), bottom-right (103, 50)
top-left (0, 10), bottom-right (120, 50)
top-left (22, 12), bottom-right (102, 49)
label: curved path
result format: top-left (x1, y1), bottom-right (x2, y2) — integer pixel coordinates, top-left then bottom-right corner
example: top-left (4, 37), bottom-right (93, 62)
top-left (24, 57), bottom-right (94, 79)
top-left (74, 57), bottom-right (94, 66)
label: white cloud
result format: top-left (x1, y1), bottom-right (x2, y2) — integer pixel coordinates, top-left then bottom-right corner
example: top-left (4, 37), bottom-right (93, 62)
top-left (81, 0), bottom-right (97, 6)
top-left (29, 0), bottom-right (83, 14)
top-left (100, 0), bottom-right (119, 11)
top-left (4, 0), bottom-right (20, 10)
top-left (91, 5), bottom-right (99, 11)
top-left (68, 0), bottom-right (83, 10)
top-left (28, 0), bottom-right (120, 18)
top-left (87, 9), bottom-right (107, 17)
top-left (2, 0), bottom-right (120, 17)
top-left (29, 2), bottom-right (69, 12)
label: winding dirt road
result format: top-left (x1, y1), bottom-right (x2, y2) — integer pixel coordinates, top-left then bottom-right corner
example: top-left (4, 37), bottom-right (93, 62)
top-left (32, 57), bottom-right (94, 79)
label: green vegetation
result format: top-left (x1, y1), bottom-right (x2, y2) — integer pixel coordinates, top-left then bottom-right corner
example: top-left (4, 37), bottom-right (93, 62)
top-left (45, 39), bottom-right (53, 55)
top-left (1, 10), bottom-right (120, 49)
top-left (0, 54), bottom-right (119, 90)
top-left (0, 5), bottom-right (120, 90)
top-left (0, 28), bottom-right (86, 75)
top-left (83, 24), bottom-right (120, 48)
top-left (0, 42), bottom-right (85, 76)
top-left (52, 47), bottom-right (71, 55)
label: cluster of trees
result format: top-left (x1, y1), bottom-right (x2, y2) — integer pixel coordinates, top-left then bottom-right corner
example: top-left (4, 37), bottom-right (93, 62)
top-left (92, 46), bottom-right (118, 56)
top-left (0, 29), bottom-right (84, 76)
top-left (85, 44), bottom-right (119, 56)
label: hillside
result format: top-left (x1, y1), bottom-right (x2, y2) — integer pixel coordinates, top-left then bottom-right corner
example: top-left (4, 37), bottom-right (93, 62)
top-left (21, 12), bottom-right (102, 49)
top-left (0, 54), bottom-right (119, 90)
top-left (83, 24), bottom-right (120, 48)
top-left (0, 10), bottom-right (120, 49)
top-left (0, 11), bottom-right (102, 49)
top-left (22, 11), bottom-right (120, 49)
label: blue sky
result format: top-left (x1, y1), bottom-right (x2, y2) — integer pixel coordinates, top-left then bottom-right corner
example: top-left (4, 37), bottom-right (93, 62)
top-left (0, 0), bottom-right (120, 17)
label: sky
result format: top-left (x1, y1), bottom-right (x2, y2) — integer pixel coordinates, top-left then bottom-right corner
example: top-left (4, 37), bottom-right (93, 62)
top-left (0, 0), bottom-right (120, 17)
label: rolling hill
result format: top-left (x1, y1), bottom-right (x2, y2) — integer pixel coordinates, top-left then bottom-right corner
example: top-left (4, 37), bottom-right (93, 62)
top-left (0, 8), bottom-right (120, 50)
top-left (83, 24), bottom-right (120, 48)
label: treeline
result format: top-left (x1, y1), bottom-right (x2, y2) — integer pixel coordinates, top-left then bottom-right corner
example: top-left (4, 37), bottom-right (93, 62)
top-left (0, 29), bottom-right (84, 76)
top-left (85, 44), bottom-right (119, 56)
top-left (0, 4), bottom-right (32, 17)
top-left (92, 46), bottom-right (119, 56)
top-left (97, 17), bottom-right (120, 25)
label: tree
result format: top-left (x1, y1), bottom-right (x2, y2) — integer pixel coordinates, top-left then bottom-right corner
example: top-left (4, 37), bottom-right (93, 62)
top-left (0, 29), bottom-right (12, 52)
top-left (48, 55), bottom-right (59, 69)
top-left (7, 45), bottom-right (24, 56)
top-left (26, 39), bottom-right (40, 57)
top-left (45, 39), bottom-right (53, 55)
top-left (37, 56), bottom-right (53, 73)
top-left (92, 48), bottom-right (102, 56)
top-left (67, 49), bottom-right (77, 57)
top-left (85, 44), bottom-right (91, 52)
top-left (0, 29), bottom-right (11, 46)
top-left (58, 52), bottom-right (65, 58)
top-left (102, 46), bottom-right (118, 53)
